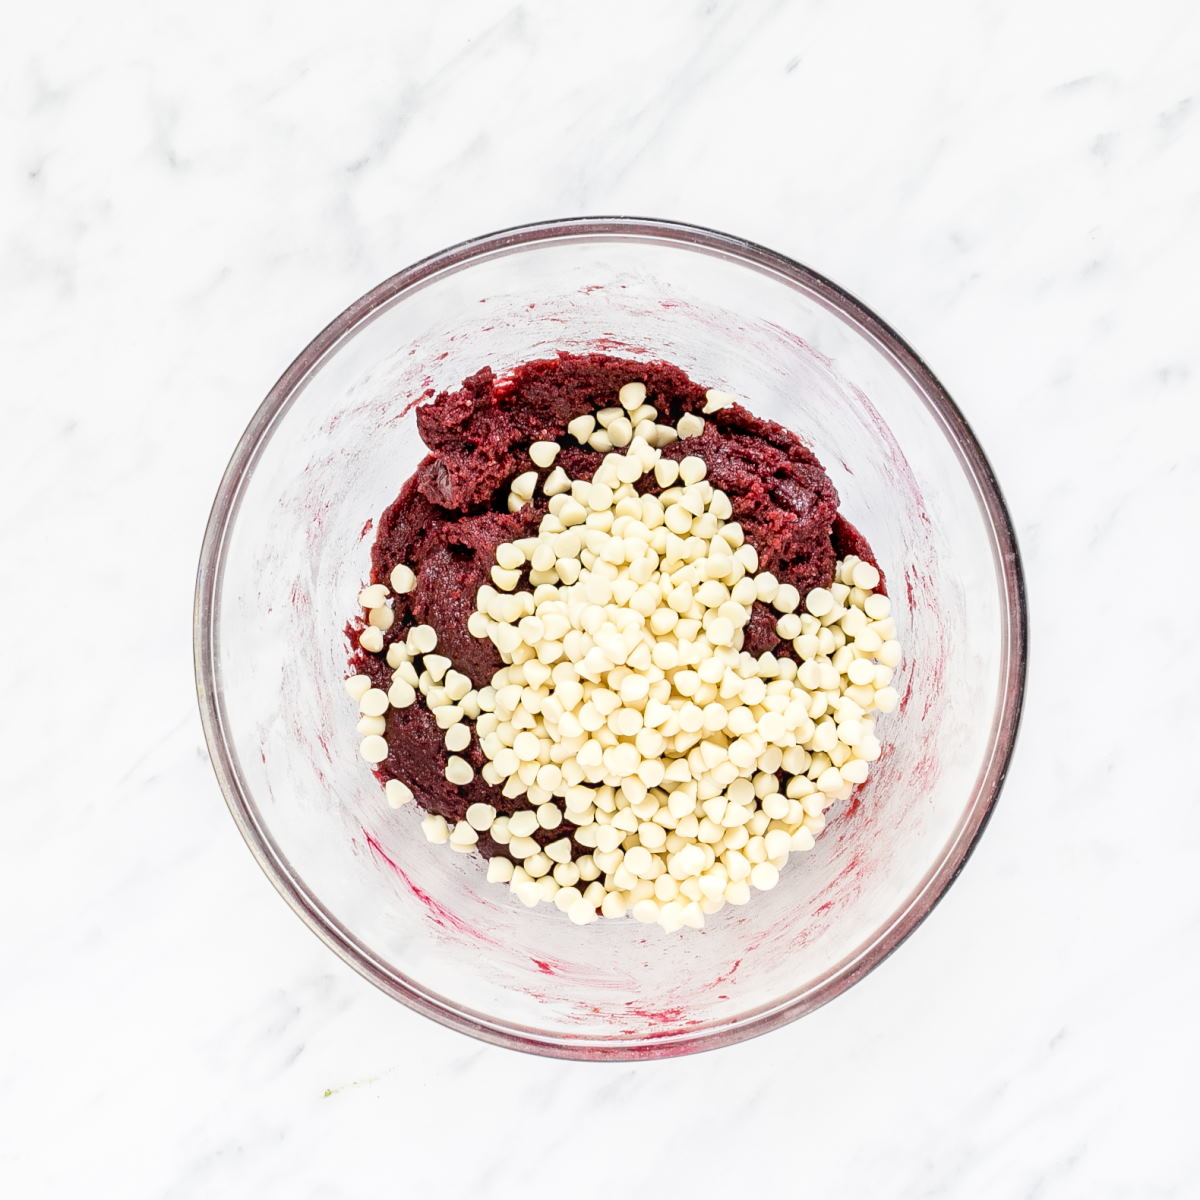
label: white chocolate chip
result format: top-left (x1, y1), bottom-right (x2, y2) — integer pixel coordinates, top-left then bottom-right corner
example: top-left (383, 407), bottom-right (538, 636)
top-left (508, 809), bottom-right (539, 838)
top-left (359, 583), bottom-right (388, 609)
top-left (773, 584), bottom-right (800, 614)
top-left (805, 588), bottom-right (833, 618)
top-left (445, 756), bottom-right (475, 785)
top-left (408, 624), bottom-right (438, 654)
top-left (567, 414), bottom-right (596, 443)
top-left (466, 802), bottom-right (496, 830)
top-left (702, 389), bottom-right (735, 413)
top-left (389, 564), bottom-right (416, 593)
top-left (618, 381), bottom-right (647, 410)
top-left (511, 471), bottom-right (538, 499)
top-left (385, 778), bottom-right (413, 807)
top-left (545, 837), bottom-right (573, 863)
top-left (487, 856), bottom-right (514, 883)
top-left (654, 459), bottom-right (680, 488)
top-left (433, 705), bottom-right (464, 729)
top-left (360, 735), bottom-right (388, 763)
top-left (607, 417), bottom-right (633, 447)
top-left (445, 723), bottom-right (471, 752)
top-left (420, 813), bottom-right (449, 843)
top-left (423, 654), bottom-right (451, 682)
top-left (852, 561), bottom-right (880, 590)
top-left (530, 441), bottom-right (560, 468)
top-left (543, 466), bottom-right (571, 495)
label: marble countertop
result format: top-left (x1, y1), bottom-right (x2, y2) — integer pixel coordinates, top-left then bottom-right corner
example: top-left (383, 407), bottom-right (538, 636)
top-left (4, 1), bottom-right (1198, 1195)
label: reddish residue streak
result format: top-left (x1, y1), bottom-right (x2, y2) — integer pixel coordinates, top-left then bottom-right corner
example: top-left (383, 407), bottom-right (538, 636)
top-left (617, 1031), bottom-right (703, 1048)
top-left (622, 1005), bottom-right (690, 1025)
top-left (531, 959), bottom-right (555, 976)
top-left (807, 849), bottom-right (869, 929)
top-left (711, 958), bottom-right (742, 988)
top-left (643, 1021), bottom-right (705, 1038)
top-left (811, 852), bottom-right (863, 907)
top-left (361, 828), bottom-right (496, 944)
top-left (362, 828), bottom-right (399, 870)
top-left (399, 388), bottom-right (434, 418)
top-left (837, 852), bottom-right (864, 884)
top-left (359, 517), bottom-right (374, 538)
top-left (910, 754), bottom-right (939, 789)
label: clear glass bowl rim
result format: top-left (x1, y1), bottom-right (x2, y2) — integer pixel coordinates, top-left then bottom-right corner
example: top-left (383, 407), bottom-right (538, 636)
top-left (193, 215), bottom-right (1028, 1061)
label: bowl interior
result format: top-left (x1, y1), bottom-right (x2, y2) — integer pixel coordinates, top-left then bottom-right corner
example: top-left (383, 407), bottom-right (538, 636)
top-left (198, 221), bottom-right (1023, 1058)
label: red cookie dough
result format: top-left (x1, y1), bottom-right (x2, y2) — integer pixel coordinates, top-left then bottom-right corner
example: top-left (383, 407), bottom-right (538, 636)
top-left (348, 353), bottom-right (878, 855)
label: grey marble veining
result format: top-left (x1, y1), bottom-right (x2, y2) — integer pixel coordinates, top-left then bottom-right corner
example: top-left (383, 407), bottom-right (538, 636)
top-left (2, 1), bottom-right (1198, 1196)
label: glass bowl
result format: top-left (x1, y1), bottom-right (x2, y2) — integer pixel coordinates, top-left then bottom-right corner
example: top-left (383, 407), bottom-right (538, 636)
top-left (194, 217), bottom-right (1026, 1060)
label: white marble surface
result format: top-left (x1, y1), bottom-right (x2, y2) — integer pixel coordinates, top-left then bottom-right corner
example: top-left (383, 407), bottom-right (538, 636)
top-left (4, 1), bottom-right (1198, 1195)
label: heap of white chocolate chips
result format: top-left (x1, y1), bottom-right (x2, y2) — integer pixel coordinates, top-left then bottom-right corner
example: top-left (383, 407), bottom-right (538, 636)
top-left (346, 383), bottom-right (901, 932)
